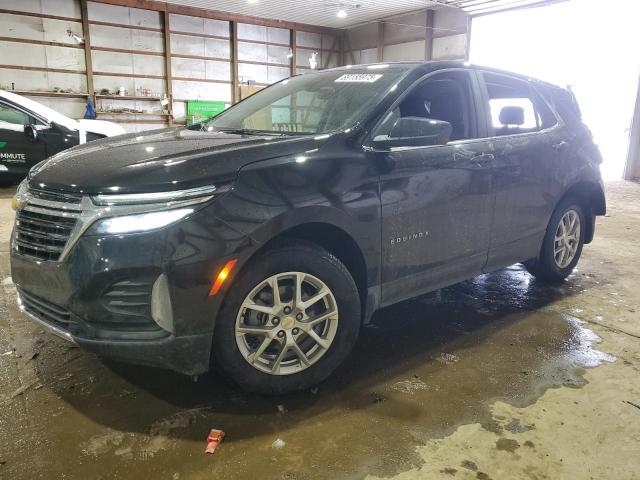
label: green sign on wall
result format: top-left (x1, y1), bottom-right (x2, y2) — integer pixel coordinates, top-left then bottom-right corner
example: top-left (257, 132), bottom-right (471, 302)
top-left (186, 101), bottom-right (227, 125)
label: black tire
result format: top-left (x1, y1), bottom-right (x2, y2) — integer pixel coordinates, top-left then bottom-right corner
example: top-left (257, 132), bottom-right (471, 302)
top-left (525, 197), bottom-right (586, 282)
top-left (213, 240), bottom-right (361, 395)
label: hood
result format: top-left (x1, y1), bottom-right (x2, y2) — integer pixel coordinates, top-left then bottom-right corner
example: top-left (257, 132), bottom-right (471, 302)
top-left (77, 119), bottom-right (126, 137)
top-left (29, 126), bottom-right (324, 195)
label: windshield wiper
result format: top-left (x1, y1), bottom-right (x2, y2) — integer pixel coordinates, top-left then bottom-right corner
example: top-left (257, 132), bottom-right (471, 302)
top-left (203, 126), bottom-right (286, 136)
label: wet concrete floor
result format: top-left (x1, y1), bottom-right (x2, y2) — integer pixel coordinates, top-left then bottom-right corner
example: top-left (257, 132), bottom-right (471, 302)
top-left (0, 183), bottom-right (635, 480)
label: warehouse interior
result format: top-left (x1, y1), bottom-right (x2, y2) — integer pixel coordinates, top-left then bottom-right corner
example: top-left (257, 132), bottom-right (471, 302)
top-left (1, 0), bottom-right (640, 478)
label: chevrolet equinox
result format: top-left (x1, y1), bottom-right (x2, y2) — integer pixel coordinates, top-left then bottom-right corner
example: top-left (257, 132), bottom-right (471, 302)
top-left (10, 62), bottom-right (606, 394)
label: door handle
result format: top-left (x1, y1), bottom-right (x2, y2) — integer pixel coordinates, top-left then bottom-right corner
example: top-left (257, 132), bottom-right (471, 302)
top-left (470, 153), bottom-right (495, 163)
top-left (552, 141), bottom-right (569, 150)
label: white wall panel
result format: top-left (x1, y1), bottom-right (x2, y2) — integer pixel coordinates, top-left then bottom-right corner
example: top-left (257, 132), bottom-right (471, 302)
top-left (90, 25), bottom-right (163, 52)
top-left (432, 34), bottom-right (467, 59)
top-left (237, 23), bottom-right (267, 42)
top-left (8, 0), bottom-right (80, 18)
top-left (238, 63), bottom-right (268, 84)
top-left (205, 38), bottom-right (230, 59)
top-left (238, 42), bottom-right (267, 63)
top-left (296, 31), bottom-right (321, 49)
top-left (92, 51), bottom-right (165, 77)
top-left (170, 13), bottom-right (204, 34)
top-left (267, 45), bottom-right (290, 65)
top-left (128, 9), bottom-right (162, 29)
top-left (43, 0), bottom-right (81, 18)
top-left (267, 65), bottom-right (290, 83)
top-left (45, 45), bottom-right (85, 70)
top-left (0, 15), bottom-right (82, 45)
top-left (296, 49), bottom-right (315, 68)
top-left (87, 2), bottom-right (161, 28)
top-left (383, 40), bottom-right (425, 62)
top-left (169, 14), bottom-right (229, 38)
top-left (0, 41), bottom-right (46, 68)
top-left (268, 27), bottom-right (289, 45)
top-left (0, 69), bottom-right (86, 93)
top-left (171, 34), bottom-right (205, 56)
top-left (360, 48), bottom-right (378, 64)
top-left (204, 61), bottom-right (231, 81)
top-left (204, 19), bottom-right (230, 38)
top-left (172, 57), bottom-right (205, 78)
top-left (30, 96), bottom-right (86, 118)
top-left (172, 80), bottom-right (231, 102)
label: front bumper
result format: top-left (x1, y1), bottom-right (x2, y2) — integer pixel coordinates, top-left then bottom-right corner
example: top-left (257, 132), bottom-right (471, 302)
top-left (11, 202), bottom-right (254, 375)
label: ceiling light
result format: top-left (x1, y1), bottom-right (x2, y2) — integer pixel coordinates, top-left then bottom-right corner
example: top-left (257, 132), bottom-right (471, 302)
top-left (337, 9), bottom-right (347, 18)
top-left (247, 0), bottom-right (258, 4)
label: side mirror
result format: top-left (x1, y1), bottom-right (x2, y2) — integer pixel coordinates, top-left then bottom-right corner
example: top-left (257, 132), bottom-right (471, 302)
top-left (24, 124), bottom-right (38, 142)
top-left (373, 117), bottom-right (453, 149)
top-left (50, 121), bottom-right (72, 133)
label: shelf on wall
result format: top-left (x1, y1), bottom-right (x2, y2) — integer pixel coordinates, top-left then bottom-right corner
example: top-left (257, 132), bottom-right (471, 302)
top-left (7, 90), bottom-right (89, 98)
top-left (95, 95), bottom-right (166, 101)
top-left (96, 111), bottom-right (171, 116)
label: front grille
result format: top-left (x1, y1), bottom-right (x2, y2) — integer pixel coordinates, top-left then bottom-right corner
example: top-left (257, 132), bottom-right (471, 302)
top-left (18, 288), bottom-right (74, 329)
top-left (29, 188), bottom-right (82, 205)
top-left (15, 198), bottom-right (81, 262)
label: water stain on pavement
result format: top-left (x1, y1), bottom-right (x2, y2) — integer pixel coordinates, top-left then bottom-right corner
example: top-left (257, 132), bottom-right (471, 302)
top-left (0, 262), bottom-right (615, 479)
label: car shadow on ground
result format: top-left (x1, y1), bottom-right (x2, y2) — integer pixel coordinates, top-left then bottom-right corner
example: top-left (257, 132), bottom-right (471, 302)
top-left (34, 264), bottom-right (605, 445)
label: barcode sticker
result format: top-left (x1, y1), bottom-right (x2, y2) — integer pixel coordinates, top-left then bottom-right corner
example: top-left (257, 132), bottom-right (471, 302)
top-left (335, 74), bottom-right (383, 83)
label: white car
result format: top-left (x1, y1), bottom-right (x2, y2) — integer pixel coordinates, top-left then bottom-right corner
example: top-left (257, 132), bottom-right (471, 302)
top-left (0, 90), bottom-right (125, 184)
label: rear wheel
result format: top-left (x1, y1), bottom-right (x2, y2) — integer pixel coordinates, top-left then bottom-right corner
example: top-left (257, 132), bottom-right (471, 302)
top-left (213, 241), bottom-right (361, 394)
top-left (525, 198), bottom-right (586, 282)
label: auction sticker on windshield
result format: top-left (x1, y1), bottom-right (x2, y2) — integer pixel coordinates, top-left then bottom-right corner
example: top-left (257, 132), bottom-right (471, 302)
top-left (335, 74), bottom-right (383, 83)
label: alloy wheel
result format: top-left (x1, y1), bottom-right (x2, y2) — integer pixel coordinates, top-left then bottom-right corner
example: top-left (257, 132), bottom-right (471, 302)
top-left (235, 271), bottom-right (339, 375)
top-left (554, 209), bottom-right (581, 268)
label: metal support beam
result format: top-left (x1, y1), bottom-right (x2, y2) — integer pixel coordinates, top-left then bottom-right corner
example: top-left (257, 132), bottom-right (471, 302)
top-left (464, 13), bottom-right (473, 61)
top-left (624, 75), bottom-right (640, 180)
top-left (377, 22), bottom-right (384, 62)
top-left (79, 0), bottom-right (94, 97)
top-left (425, 9), bottom-right (435, 61)
top-left (289, 29), bottom-right (296, 77)
top-left (230, 21), bottom-right (239, 103)
top-left (163, 11), bottom-right (173, 126)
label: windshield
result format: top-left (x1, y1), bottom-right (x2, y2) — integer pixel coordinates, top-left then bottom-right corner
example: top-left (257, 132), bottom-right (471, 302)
top-left (205, 67), bottom-right (409, 135)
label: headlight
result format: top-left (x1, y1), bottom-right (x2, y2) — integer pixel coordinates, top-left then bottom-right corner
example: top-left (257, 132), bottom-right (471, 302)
top-left (11, 179), bottom-right (29, 211)
top-left (88, 208), bottom-right (195, 235)
top-left (84, 184), bottom-right (230, 235)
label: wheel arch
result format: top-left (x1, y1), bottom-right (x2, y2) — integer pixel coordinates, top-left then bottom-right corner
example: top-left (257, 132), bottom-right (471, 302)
top-left (253, 222), bottom-right (369, 319)
top-left (557, 180), bottom-right (606, 244)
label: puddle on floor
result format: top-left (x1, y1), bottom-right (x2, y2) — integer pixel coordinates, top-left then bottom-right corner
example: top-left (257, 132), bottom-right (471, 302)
top-left (0, 264), bottom-right (614, 480)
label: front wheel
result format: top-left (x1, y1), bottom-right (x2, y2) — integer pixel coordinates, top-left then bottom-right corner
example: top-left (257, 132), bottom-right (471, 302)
top-left (525, 198), bottom-right (586, 282)
top-left (213, 241), bottom-right (361, 394)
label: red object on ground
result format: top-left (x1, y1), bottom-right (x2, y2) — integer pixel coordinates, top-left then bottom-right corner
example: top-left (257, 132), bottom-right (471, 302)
top-left (205, 429), bottom-right (225, 454)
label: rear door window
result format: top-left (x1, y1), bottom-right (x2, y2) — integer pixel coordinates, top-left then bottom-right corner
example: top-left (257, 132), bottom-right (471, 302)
top-left (481, 72), bottom-right (557, 137)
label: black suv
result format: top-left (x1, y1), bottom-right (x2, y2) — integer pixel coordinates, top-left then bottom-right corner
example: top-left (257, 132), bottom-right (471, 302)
top-left (11, 62), bottom-right (605, 394)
